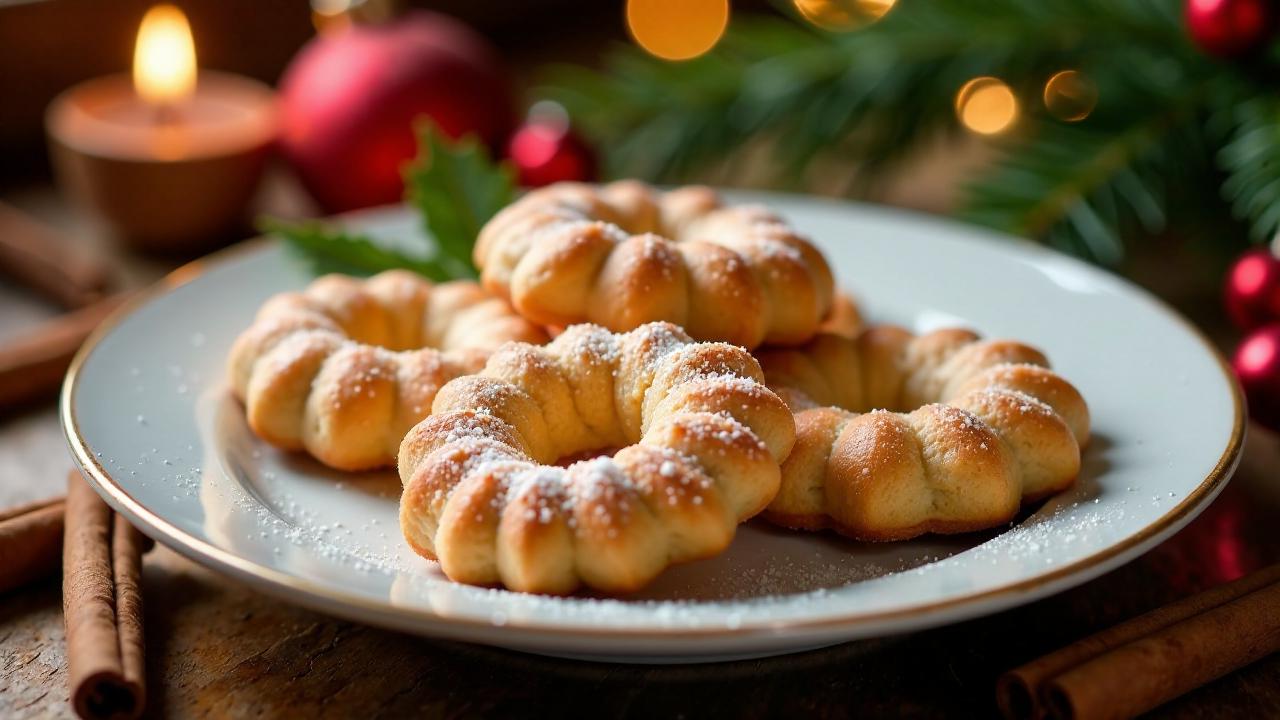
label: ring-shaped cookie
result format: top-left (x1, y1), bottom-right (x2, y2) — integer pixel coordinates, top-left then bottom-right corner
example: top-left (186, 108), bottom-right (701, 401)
top-left (757, 326), bottom-right (1090, 541)
top-left (397, 321), bottom-right (796, 594)
top-left (474, 181), bottom-right (835, 349)
top-left (228, 270), bottom-right (548, 470)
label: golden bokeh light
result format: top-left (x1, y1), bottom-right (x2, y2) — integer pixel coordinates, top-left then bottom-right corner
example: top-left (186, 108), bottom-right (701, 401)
top-left (627, 0), bottom-right (729, 61)
top-left (1043, 70), bottom-right (1098, 122)
top-left (133, 4), bottom-right (197, 106)
top-left (955, 77), bottom-right (1018, 136)
top-left (793, 0), bottom-right (896, 31)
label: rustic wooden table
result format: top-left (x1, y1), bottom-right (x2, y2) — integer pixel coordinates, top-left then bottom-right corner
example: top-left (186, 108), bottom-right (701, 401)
top-left (2, 181), bottom-right (1278, 719)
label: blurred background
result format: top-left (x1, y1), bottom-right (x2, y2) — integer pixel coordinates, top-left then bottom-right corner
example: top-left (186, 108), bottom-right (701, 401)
top-left (5, 0), bottom-right (1280, 421)
top-left (2, 5), bottom-right (1280, 712)
top-left (4, 5), bottom-right (1280, 715)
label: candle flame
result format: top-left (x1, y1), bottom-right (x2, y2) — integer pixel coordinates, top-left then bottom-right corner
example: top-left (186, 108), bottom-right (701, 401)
top-left (133, 4), bottom-right (197, 107)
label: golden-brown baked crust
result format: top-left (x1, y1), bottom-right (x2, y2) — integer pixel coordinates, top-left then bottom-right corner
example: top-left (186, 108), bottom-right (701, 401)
top-left (757, 326), bottom-right (1090, 541)
top-left (473, 181), bottom-right (836, 349)
top-left (227, 270), bottom-right (547, 471)
top-left (397, 321), bottom-right (797, 595)
top-left (820, 292), bottom-right (863, 338)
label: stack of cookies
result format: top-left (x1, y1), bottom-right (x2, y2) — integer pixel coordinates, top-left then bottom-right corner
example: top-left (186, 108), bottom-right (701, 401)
top-left (228, 181), bottom-right (1089, 594)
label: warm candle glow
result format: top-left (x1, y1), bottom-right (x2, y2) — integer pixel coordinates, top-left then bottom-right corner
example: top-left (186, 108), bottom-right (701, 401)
top-left (955, 77), bottom-right (1018, 136)
top-left (133, 4), bottom-right (197, 107)
top-left (1043, 70), bottom-right (1097, 122)
top-left (626, 0), bottom-right (728, 61)
top-left (794, 0), bottom-right (896, 31)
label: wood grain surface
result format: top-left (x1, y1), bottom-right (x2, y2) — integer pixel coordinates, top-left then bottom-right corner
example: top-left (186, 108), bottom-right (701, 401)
top-left (2, 182), bottom-right (1277, 719)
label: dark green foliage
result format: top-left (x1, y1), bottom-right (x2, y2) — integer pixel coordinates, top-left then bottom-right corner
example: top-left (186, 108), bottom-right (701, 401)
top-left (403, 122), bottom-right (516, 279)
top-left (1220, 95), bottom-right (1280, 243)
top-left (263, 219), bottom-right (452, 280)
top-left (542, 0), bottom-right (1276, 263)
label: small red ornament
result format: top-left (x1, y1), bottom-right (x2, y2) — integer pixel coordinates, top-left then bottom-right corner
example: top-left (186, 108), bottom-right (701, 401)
top-left (279, 11), bottom-right (514, 212)
top-left (507, 104), bottom-right (596, 187)
top-left (1186, 0), bottom-right (1277, 57)
top-left (1233, 323), bottom-right (1280, 429)
top-left (1223, 248), bottom-right (1280, 330)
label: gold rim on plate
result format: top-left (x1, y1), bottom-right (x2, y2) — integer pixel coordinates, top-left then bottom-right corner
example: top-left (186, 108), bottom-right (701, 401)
top-left (60, 225), bottom-right (1246, 640)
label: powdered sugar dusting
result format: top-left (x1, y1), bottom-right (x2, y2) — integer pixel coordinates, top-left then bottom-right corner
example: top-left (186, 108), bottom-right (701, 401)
top-left (193, 390), bottom-right (1137, 629)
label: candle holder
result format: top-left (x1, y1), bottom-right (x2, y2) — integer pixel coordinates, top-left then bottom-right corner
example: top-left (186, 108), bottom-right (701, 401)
top-left (46, 71), bottom-right (277, 255)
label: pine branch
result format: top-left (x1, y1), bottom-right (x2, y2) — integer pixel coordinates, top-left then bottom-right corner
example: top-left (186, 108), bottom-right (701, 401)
top-left (540, 0), bottom-right (1192, 190)
top-left (960, 61), bottom-right (1217, 264)
top-left (962, 126), bottom-right (1163, 263)
top-left (1219, 94), bottom-right (1280, 243)
top-left (539, 0), bottom-right (1257, 262)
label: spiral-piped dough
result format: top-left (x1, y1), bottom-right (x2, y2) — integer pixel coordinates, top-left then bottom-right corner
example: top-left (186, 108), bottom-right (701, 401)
top-left (228, 270), bottom-right (548, 471)
top-left (397, 321), bottom-right (796, 594)
top-left (756, 326), bottom-right (1090, 541)
top-left (473, 181), bottom-right (835, 349)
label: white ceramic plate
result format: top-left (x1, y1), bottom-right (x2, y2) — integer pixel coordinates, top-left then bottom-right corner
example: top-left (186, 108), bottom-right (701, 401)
top-left (63, 193), bottom-right (1243, 663)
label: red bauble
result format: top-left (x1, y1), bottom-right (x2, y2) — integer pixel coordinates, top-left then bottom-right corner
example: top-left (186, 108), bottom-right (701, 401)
top-left (1186, 0), bottom-right (1276, 57)
top-left (508, 119), bottom-right (596, 187)
top-left (279, 12), bottom-right (514, 212)
top-left (1233, 323), bottom-right (1280, 429)
top-left (1223, 248), bottom-right (1280, 330)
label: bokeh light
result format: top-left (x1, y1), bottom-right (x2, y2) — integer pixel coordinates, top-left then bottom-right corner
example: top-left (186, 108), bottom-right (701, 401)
top-left (525, 100), bottom-right (571, 135)
top-left (1239, 330), bottom-right (1278, 373)
top-left (133, 4), bottom-right (197, 106)
top-left (955, 77), bottom-right (1018, 136)
top-left (1043, 70), bottom-right (1098, 122)
top-left (311, 0), bottom-right (354, 15)
top-left (310, 0), bottom-right (395, 33)
top-left (627, 0), bottom-right (729, 61)
top-left (1233, 252), bottom-right (1269, 295)
top-left (793, 0), bottom-right (896, 31)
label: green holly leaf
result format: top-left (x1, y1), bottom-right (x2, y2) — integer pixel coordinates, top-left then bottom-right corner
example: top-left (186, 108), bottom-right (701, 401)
top-left (262, 122), bottom-right (516, 281)
top-left (404, 121), bottom-right (516, 280)
top-left (263, 218), bottom-right (451, 281)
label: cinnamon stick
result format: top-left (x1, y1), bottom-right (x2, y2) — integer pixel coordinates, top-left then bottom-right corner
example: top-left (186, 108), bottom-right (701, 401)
top-left (0, 201), bottom-right (110, 309)
top-left (1046, 578), bottom-right (1280, 719)
top-left (110, 514), bottom-right (147, 708)
top-left (63, 472), bottom-right (146, 720)
top-left (997, 564), bottom-right (1280, 720)
top-left (0, 496), bottom-right (65, 594)
top-left (0, 293), bottom-right (129, 410)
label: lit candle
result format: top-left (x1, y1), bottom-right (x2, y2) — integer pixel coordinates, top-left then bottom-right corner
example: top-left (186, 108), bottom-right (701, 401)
top-left (46, 4), bottom-right (277, 254)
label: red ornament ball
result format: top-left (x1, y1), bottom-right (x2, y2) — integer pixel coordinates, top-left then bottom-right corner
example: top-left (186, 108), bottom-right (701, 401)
top-left (507, 115), bottom-right (596, 188)
top-left (1233, 323), bottom-right (1280, 429)
top-left (1224, 248), bottom-right (1280, 330)
top-left (1186, 0), bottom-right (1276, 57)
top-left (279, 11), bottom-right (514, 212)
